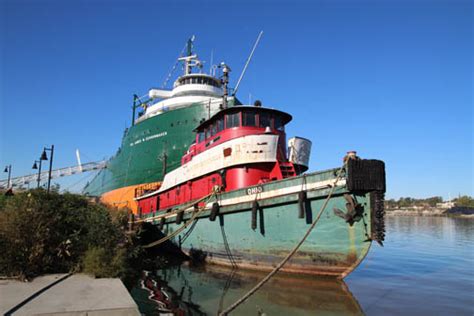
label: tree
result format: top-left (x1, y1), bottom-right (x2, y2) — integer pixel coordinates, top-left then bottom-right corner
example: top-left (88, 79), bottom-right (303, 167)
top-left (0, 189), bottom-right (129, 279)
top-left (425, 196), bottom-right (443, 207)
top-left (453, 196), bottom-right (474, 208)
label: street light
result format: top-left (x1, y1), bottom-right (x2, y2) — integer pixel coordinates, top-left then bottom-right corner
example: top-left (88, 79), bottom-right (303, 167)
top-left (32, 159), bottom-right (42, 188)
top-left (42, 145), bottom-right (54, 193)
top-left (32, 145), bottom-right (54, 191)
top-left (3, 165), bottom-right (12, 189)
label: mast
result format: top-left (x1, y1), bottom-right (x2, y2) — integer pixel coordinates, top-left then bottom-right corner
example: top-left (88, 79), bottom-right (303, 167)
top-left (179, 35), bottom-right (197, 75)
top-left (186, 36), bottom-right (193, 56)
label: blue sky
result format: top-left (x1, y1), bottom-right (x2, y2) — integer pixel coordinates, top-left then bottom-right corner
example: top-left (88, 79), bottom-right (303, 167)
top-left (0, 0), bottom-right (472, 199)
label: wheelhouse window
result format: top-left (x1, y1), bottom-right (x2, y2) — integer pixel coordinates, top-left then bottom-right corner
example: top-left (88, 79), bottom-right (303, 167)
top-left (226, 113), bottom-right (240, 128)
top-left (198, 131), bottom-right (205, 143)
top-left (274, 116), bottom-right (284, 131)
top-left (216, 117), bottom-right (224, 133)
top-left (259, 113), bottom-right (272, 128)
top-left (210, 124), bottom-right (217, 137)
top-left (205, 127), bottom-right (211, 139)
top-left (242, 111), bottom-right (257, 127)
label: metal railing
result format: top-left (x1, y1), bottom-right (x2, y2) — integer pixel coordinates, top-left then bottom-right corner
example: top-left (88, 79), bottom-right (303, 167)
top-left (0, 161), bottom-right (107, 189)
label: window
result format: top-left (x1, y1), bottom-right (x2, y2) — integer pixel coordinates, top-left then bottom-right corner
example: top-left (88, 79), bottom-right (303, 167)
top-left (259, 113), bottom-right (271, 128)
top-left (226, 113), bottom-right (240, 128)
top-left (198, 132), bottom-right (205, 143)
top-left (210, 124), bottom-right (217, 137)
top-left (242, 111), bottom-right (257, 127)
top-left (205, 128), bottom-right (211, 139)
top-left (274, 116), bottom-right (284, 131)
top-left (216, 117), bottom-right (224, 133)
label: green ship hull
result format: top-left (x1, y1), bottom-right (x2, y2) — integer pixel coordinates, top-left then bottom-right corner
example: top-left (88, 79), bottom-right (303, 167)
top-left (83, 102), bottom-right (222, 210)
top-left (139, 161), bottom-right (386, 278)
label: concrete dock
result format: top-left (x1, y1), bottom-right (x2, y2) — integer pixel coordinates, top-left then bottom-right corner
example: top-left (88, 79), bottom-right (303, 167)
top-left (0, 274), bottom-right (140, 315)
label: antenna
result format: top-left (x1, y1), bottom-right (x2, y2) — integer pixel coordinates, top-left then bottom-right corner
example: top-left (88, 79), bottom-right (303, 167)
top-left (209, 49), bottom-right (214, 74)
top-left (233, 31), bottom-right (264, 96)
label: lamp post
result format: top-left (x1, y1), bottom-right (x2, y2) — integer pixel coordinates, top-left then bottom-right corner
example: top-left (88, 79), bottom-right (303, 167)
top-left (42, 145), bottom-right (54, 193)
top-left (32, 159), bottom-right (43, 188)
top-left (3, 165), bottom-right (12, 189)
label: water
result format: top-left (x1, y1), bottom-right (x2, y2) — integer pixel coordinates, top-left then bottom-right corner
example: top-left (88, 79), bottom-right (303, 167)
top-left (131, 216), bottom-right (474, 315)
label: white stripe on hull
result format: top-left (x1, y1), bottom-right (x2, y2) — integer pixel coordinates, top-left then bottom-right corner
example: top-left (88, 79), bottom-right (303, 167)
top-left (143, 177), bottom-right (346, 222)
top-left (139, 134), bottom-right (280, 199)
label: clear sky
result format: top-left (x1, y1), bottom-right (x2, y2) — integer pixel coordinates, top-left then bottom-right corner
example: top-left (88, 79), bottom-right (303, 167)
top-left (0, 0), bottom-right (472, 199)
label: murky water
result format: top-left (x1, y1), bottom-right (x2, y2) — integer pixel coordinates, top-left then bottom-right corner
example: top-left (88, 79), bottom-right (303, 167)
top-left (131, 216), bottom-right (474, 315)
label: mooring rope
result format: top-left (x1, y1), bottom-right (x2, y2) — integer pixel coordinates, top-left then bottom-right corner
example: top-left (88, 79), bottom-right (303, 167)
top-left (132, 191), bottom-right (214, 224)
top-left (218, 163), bottom-right (346, 315)
top-left (220, 219), bottom-right (238, 268)
top-left (217, 267), bottom-right (238, 315)
top-left (180, 217), bottom-right (199, 245)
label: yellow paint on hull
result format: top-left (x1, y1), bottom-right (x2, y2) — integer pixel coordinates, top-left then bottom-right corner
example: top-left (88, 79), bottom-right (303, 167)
top-left (100, 181), bottom-right (161, 214)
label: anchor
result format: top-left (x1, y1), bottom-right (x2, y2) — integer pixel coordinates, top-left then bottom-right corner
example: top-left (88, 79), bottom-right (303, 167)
top-left (333, 194), bottom-right (364, 226)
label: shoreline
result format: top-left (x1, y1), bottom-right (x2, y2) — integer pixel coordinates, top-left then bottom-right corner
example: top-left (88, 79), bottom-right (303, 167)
top-left (385, 210), bottom-right (474, 218)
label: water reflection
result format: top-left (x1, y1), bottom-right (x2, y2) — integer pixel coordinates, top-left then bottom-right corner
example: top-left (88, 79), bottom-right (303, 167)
top-left (131, 217), bottom-right (474, 315)
top-left (132, 263), bottom-right (364, 315)
top-left (387, 216), bottom-right (473, 243)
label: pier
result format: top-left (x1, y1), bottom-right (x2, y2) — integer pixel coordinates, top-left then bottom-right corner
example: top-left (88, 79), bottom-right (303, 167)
top-left (0, 274), bottom-right (140, 315)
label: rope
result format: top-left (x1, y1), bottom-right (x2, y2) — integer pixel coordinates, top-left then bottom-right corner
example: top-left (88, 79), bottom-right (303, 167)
top-left (132, 191), bottom-right (213, 224)
top-left (141, 192), bottom-right (216, 249)
top-left (162, 41), bottom-right (188, 88)
top-left (219, 163), bottom-right (346, 316)
top-left (217, 267), bottom-right (237, 315)
top-left (220, 219), bottom-right (238, 268)
top-left (180, 218), bottom-right (198, 245)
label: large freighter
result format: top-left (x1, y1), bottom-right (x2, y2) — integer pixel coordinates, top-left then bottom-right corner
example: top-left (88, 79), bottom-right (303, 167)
top-left (83, 38), bottom-right (237, 211)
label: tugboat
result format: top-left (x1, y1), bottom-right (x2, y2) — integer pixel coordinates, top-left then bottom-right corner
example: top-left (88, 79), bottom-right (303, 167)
top-left (133, 46), bottom-right (386, 277)
top-left (136, 103), bottom-right (305, 212)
